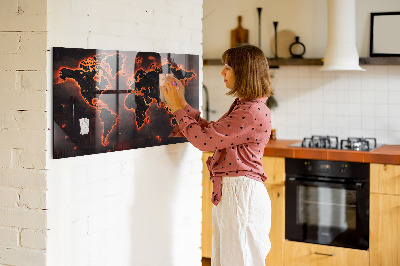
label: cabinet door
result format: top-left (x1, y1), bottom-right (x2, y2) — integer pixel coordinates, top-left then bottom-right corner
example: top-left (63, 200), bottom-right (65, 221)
top-left (370, 193), bottom-right (400, 266)
top-left (261, 156), bottom-right (285, 185)
top-left (264, 184), bottom-right (284, 266)
top-left (284, 241), bottom-right (369, 266)
top-left (202, 152), bottom-right (213, 258)
top-left (370, 163), bottom-right (400, 195)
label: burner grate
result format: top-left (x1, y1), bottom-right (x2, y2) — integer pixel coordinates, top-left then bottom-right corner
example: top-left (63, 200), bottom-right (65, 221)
top-left (340, 137), bottom-right (377, 151)
top-left (301, 135), bottom-right (339, 149)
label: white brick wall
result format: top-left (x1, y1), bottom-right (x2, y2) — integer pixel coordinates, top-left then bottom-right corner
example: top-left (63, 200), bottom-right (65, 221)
top-left (46, 1), bottom-right (203, 266)
top-left (0, 0), bottom-right (48, 265)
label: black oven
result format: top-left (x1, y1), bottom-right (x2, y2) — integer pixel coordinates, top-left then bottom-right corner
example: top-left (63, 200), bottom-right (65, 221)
top-left (285, 158), bottom-right (369, 250)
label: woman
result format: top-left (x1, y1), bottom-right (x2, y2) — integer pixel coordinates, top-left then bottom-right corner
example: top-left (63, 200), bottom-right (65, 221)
top-left (161, 44), bottom-right (273, 266)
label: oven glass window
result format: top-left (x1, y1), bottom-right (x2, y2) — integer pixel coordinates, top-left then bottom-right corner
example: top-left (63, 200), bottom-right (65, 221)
top-left (297, 186), bottom-right (356, 230)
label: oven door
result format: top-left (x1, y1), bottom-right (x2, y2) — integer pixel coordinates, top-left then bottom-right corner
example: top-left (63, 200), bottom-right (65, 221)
top-left (285, 177), bottom-right (369, 250)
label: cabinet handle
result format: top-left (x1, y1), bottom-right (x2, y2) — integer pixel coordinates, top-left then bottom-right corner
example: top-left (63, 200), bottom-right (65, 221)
top-left (314, 252), bottom-right (335, 257)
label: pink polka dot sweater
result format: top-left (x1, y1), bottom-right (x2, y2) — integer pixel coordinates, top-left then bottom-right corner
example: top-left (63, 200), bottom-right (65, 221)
top-left (170, 97), bottom-right (272, 206)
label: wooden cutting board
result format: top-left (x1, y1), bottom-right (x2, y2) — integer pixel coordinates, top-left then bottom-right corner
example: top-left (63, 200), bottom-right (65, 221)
top-left (231, 16), bottom-right (249, 48)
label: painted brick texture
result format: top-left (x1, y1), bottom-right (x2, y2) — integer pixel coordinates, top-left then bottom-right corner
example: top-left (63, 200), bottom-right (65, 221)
top-left (0, 0), bottom-right (48, 265)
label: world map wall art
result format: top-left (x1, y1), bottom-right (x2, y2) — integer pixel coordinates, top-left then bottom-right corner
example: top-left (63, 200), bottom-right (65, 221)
top-left (52, 47), bottom-right (199, 159)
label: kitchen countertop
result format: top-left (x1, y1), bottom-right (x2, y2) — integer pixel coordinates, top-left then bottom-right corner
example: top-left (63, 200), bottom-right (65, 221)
top-left (263, 139), bottom-right (400, 165)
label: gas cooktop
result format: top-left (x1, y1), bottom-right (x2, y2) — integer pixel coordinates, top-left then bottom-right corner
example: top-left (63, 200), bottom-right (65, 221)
top-left (289, 135), bottom-right (382, 151)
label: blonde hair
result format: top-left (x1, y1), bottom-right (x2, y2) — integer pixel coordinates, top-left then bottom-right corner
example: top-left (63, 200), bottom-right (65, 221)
top-left (221, 45), bottom-right (273, 99)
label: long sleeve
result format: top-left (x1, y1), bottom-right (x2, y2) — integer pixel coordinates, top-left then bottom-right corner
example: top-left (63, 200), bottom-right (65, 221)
top-left (169, 104), bottom-right (210, 137)
top-left (173, 104), bottom-right (257, 152)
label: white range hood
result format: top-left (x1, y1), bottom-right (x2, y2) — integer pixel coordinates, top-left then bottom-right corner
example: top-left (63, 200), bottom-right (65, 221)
top-left (320, 0), bottom-right (365, 71)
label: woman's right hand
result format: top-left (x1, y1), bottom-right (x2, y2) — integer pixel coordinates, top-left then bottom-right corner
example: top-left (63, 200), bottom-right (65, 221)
top-left (168, 76), bottom-right (187, 108)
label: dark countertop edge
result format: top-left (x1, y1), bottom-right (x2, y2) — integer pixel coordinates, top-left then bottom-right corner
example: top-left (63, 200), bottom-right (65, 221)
top-left (263, 140), bottom-right (400, 165)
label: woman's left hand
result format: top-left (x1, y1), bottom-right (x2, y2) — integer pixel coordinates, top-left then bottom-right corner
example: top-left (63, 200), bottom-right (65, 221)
top-left (161, 76), bottom-right (187, 113)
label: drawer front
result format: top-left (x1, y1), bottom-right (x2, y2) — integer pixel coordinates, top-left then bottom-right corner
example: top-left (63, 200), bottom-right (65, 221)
top-left (284, 241), bottom-right (369, 266)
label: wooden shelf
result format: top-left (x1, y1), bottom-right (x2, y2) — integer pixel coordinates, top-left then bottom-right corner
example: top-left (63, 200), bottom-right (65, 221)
top-left (203, 58), bottom-right (323, 67)
top-left (203, 57), bottom-right (400, 67)
top-left (268, 58), bottom-right (322, 67)
top-left (359, 57), bottom-right (400, 65)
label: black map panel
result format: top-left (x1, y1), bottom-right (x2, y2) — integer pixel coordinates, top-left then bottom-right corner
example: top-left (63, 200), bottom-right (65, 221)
top-left (53, 47), bottom-right (199, 159)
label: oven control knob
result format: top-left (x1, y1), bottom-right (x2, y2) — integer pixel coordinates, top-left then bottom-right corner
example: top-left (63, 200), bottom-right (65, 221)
top-left (304, 161), bottom-right (312, 171)
top-left (340, 164), bottom-right (347, 174)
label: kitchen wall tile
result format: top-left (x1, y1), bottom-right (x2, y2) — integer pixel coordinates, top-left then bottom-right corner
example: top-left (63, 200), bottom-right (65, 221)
top-left (272, 67), bottom-right (286, 78)
top-left (336, 115), bottom-right (349, 129)
top-left (361, 104), bottom-right (375, 117)
top-left (348, 90), bottom-right (362, 103)
top-left (388, 104), bottom-right (400, 117)
top-left (387, 65), bottom-right (400, 76)
top-left (348, 103), bottom-right (362, 116)
top-left (286, 77), bottom-right (299, 89)
top-left (336, 90), bottom-right (349, 103)
top-left (335, 72), bottom-right (349, 90)
top-left (323, 103), bottom-right (336, 115)
top-left (310, 66), bottom-right (324, 77)
top-left (349, 128), bottom-right (363, 137)
top-left (322, 70), bottom-right (335, 78)
top-left (348, 71), bottom-right (362, 90)
top-left (298, 102), bottom-right (312, 115)
top-left (310, 77), bottom-right (324, 90)
top-left (204, 65), bottom-right (400, 144)
top-left (362, 116), bottom-right (375, 130)
top-left (374, 90), bottom-right (388, 104)
top-left (388, 76), bottom-right (400, 91)
top-left (361, 90), bottom-right (375, 104)
top-left (287, 113), bottom-right (301, 127)
top-left (311, 102), bottom-right (324, 113)
top-left (375, 104), bottom-right (389, 117)
top-left (374, 65), bottom-right (388, 77)
top-left (375, 117), bottom-right (389, 130)
top-left (388, 131), bottom-right (400, 143)
top-left (349, 116), bottom-right (362, 129)
top-left (311, 127), bottom-right (325, 136)
top-left (323, 115), bottom-right (336, 129)
top-left (362, 65), bottom-right (375, 74)
top-left (336, 128), bottom-right (350, 139)
top-left (273, 76), bottom-right (287, 90)
top-left (374, 77), bottom-right (388, 91)
top-left (374, 130), bottom-right (389, 144)
top-left (323, 86), bottom-right (336, 103)
top-left (298, 89), bottom-right (313, 103)
top-left (311, 86), bottom-right (323, 101)
top-left (298, 67), bottom-right (311, 78)
top-left (336, 103), bottom-right (349, 116)
top-left (285, 66), bottom-right (298, 77)
top-left (362, 128), bottom-right (376, 138)
top-left (298, 77), bottom-right (311, 89)
top-left (388, 91), bottom-right (400, 104)
top-left (361, 75), bottom-right (375, 91)
top-left (388, 117), bottom-right (400, 131)
top-left (311, 114), bottom-right (324, 127)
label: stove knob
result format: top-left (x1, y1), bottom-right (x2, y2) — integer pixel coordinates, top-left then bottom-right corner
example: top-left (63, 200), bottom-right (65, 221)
top-left (305, 162), bottom-right (312, 171)
top-left (340, 164), bottom-right (347, 174)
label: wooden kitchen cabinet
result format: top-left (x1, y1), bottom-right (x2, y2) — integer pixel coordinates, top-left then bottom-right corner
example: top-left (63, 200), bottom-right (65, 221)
top-left (261, 156), bottom-right (285, 266)
top-left (202, 152), bottom-right (213, 258)
top-left (201, 154), bottom-right (286, 266)
top-left (370, 163), bottom-right (400, 266)
top-left (284, 241), bottom-right (369, 266)
top-left (370, 163), bottom-right (400, 195)
top-left (264, 184), bottom-right (285, 266)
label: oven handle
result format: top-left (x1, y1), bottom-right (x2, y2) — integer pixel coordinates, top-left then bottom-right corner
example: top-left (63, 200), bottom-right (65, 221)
top-left (286, 177), bottom-right (364, 189)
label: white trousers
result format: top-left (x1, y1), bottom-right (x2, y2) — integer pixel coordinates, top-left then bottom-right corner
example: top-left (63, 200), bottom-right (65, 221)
top-left (212, 176), bottom-right (271, 266)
